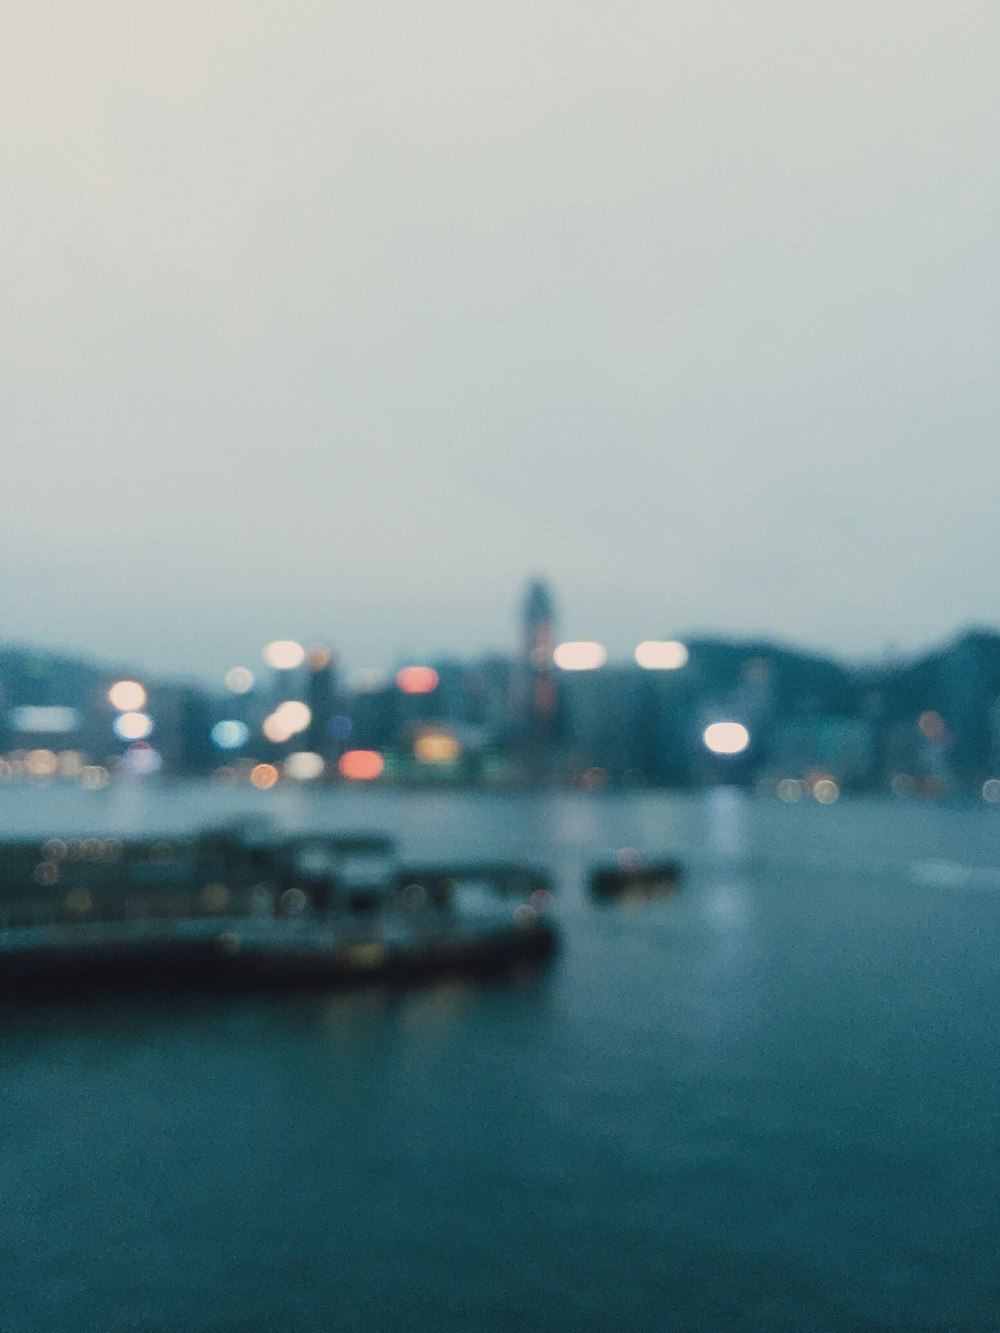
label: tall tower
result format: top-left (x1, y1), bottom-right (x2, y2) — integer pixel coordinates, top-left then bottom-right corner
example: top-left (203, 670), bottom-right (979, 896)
top-left (517, 578), bottom-right (562, 774)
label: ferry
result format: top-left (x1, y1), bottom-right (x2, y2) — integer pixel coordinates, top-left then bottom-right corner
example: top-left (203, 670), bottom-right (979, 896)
top-left (0, 823), bottom-right (557, 991)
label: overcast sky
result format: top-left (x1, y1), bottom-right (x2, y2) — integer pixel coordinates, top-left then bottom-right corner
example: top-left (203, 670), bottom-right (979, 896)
top-left (3, 1), bottom-right (998, 681)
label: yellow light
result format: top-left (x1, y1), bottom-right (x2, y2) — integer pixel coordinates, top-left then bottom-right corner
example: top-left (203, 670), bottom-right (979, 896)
top-left (703, 722), bottom-right (750, 755)
top-left (635, 640), bottom-right (688, 670)
top-left (284, 751), bottom-right (325, 780)
top-left (554, 642), bottom-right (607, 671)
top-left (250, 763), bottom-right (279, 789)
top-left (108, 680), bottom-right (146, 711)
top-left (263, 640), bottom-right (305, 670)
top-left (813, 778), bottom-right (840, 804)
top-left (225, 666), bottom-right (254, 694)
top-left (25, 749), bottom-right (58, 777)
top-left (414, 730), bottom-right (462, 764)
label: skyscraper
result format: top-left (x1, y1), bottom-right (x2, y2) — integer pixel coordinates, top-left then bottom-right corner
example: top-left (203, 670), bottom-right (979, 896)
top-left (516, 578), bottom-right (562, 777)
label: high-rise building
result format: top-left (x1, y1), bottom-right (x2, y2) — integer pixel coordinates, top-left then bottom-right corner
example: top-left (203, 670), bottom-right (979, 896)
top-left (515, 578), bottom-right (562, 777)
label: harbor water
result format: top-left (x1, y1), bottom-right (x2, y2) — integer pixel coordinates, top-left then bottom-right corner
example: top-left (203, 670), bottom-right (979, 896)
top-left (1, 783), bottom-right (998, 1331)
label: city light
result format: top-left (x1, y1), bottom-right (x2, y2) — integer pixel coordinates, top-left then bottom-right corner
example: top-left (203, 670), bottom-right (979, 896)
top-left (339, 749), bottom-right (385, 781)
top-left (554, 642), bottom-right (607, 671)
top-left (263, 640), bottom-right (305, 670)
top-left (351, 669), bottom-right (388, 693)
top-left (306, 644), bottom-right (333, 670)
top-left (284, 751), bottom-right (325, 780)
top-left (414, 730), bottom-right (462, 764)
top-left (210, 720), bottom-right (250, 750)
top-left (121, 744), bottom-right (162, 776)
top-left (250, 763), bottom-right (279, 789)
top-left (396, 666), bottom-right (439, 694)
top-left (25, 749), bottom-right (58, 778)
top-left (327, 714), bottom-right (352, 741)
top-left (114, 712), bottom-right (154, 741)
top-left (224, 666), bottom-right (254, 694)
top-left (108, 680), bottom-right (146, 711)
top-left (703, 721), bottom-right (750, 755)
top-left (262, 700), bottom-right (312, 743)
top-left (635, 640), bottom-right (689, 670)
top-left (8, 706), bottom-right (81, 733)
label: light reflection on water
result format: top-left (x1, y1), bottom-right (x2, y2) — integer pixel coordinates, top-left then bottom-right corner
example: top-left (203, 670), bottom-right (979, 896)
top-left (0, 784), bottom-right (998, 1331)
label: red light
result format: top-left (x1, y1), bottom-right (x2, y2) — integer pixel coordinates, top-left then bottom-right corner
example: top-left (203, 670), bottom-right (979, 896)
top-left (396, 666), bottom-right (439, 695)
top-left (338, 749), bottom-right (385, 781)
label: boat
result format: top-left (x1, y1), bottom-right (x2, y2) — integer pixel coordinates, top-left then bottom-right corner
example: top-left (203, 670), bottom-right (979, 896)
top-left (0, 824), bottom-right (557, 992)
top-left (589, 856), bottom-right (682, 902)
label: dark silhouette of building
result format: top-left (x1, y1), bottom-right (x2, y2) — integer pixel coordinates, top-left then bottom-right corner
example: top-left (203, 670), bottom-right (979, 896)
top-left (514, 579), bottom-right (562, 779)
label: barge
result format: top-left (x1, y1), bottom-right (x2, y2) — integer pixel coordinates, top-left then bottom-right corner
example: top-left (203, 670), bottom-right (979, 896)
top-left (0, 824), bottom-right (557, 992)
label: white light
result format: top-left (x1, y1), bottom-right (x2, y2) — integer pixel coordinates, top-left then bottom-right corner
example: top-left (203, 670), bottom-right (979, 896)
top-left (350, 668), bottom-right (388, 693)
top-left (108, 680), bottom-right (146, 711)
top-left (225, 667), bottom-right (254, 694)
top-left (114, 711), bottom-right (154, 741)
top-left (703, 721), bottom-right (750, 755)
top-left (263, 640), bottom-right (305, 670)
top-left (284, 751), bottom-right (325, 780)
top-left (121, 745), bottom-right (162, 776)
top-left (554, 642), bottom-right (607, 671)
top-left (8, 706), bottom-right (81, 734)
top-left (635, 640), bottom-right (689, 670)
top-left (262, 700), bottom-right (312, 743)
top-left (275, 700), bottom-right (311, 733)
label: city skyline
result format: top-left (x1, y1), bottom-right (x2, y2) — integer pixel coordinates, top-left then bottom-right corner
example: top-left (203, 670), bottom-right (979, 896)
top-left (4, 3), bottom-right (999, 678)
top-left (6, 580), bottom-right (1000, 689)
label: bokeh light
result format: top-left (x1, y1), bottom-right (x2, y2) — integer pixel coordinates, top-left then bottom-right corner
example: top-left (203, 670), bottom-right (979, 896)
top-left (327, 714), bottom-right (352, 741)
top-left (114, 711), bottom-right (154, 741)
top-left (351, 669), bottom-right (388, 693)
top-left (211, 720), bottom-right (250, 750)
top-left (108, 680), bottom-right (146, 711)
top-left (250, 763), bottom-right (279, 789)
top-left (703, 721), bottom-right (750, 755)
top-left (263, 640), bottom-right (305, 670)
top-left (262, 701), bottom-right (312, 743)
top-left (121, 743), bottom-right (162, 776)
top-left (918, 710), bottom-right (946, 740)
top-left (339, 749), bottom-right (385, 781)
top-left (635, 640), bottom-right (689, 670)
top-left (396, 666), bottom-right (439, 694)
top-left (554, 642), bottom-right (607, 671)
top-left (25, 749), bottom-right (58, 778)
top-left (224, 666), bottom-right (254, 694)
top-left (812, 777), bottom-right (840, 804)
top-left (284, 751), bottom-right (325, 780)
top-left (414, 730), bottom-right (462, 764)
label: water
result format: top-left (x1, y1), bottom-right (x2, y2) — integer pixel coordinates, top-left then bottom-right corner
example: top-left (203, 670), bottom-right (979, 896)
top-left (1, 783), bottom-right (998, 1331)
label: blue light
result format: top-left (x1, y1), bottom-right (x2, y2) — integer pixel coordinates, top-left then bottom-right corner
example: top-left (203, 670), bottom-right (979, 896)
top-left (211, 720), bottom-right (250, 750)
top-left (327, 714), bottom-right (352, 741)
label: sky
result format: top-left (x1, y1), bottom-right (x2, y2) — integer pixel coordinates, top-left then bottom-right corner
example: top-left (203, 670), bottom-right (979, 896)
top-left (3, 1), bottom-right (999, 681)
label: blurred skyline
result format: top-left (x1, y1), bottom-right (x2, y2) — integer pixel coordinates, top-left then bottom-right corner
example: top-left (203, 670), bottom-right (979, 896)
top-left (4, 2), bottom-right (999, 679)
